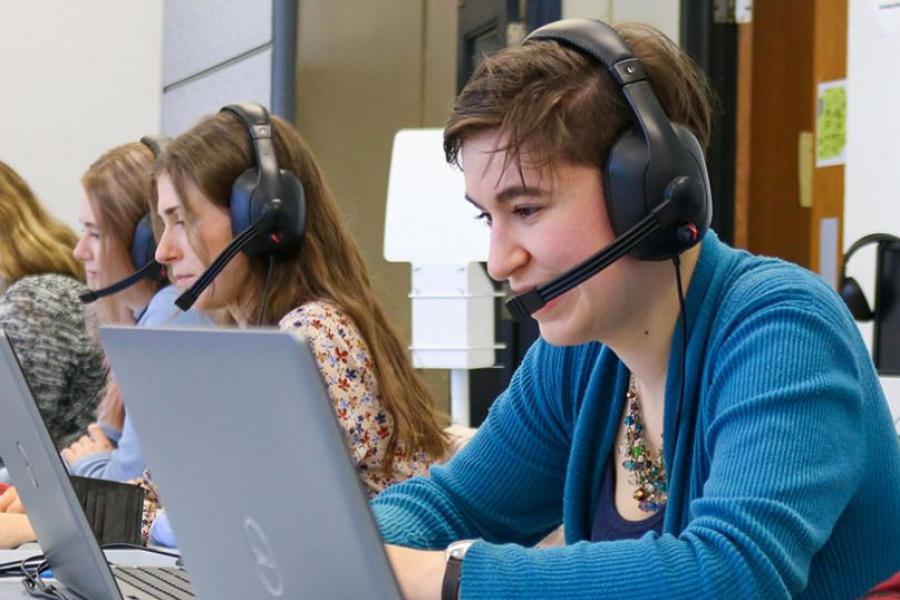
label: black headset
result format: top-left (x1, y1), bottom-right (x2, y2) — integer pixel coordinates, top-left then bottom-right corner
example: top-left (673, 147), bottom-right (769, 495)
top-left (221, 102), bottom-right (306, 258)
top-left (79, 136), bottom-right (169, 304)
top-left (840, 233), bottom-right (900, 321)
top-left (506, 19), bottom-right (713, 320)
top-left (132, 136), bottom-right (169, 273)
top-left (174, 102), bottom-right (307, 311)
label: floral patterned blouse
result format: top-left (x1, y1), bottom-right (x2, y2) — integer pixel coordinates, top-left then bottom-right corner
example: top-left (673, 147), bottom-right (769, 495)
top-left (278, 300), bottom-right (435, 497)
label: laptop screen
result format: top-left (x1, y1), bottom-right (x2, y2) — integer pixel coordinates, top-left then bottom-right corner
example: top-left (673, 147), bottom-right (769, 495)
top-left (99, 326), bottom-right (401, 599)
top-left (0, 331), bottom-right (122, 600)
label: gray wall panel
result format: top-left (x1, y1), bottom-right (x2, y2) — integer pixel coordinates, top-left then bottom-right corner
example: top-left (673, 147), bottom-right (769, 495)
top-left (162, 48), bottom-right (272, 136)
top-left (163, 0), bottom-right (272, 86)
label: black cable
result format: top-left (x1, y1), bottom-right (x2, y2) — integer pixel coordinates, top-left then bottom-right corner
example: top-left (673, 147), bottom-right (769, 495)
top-left (19, 556), bottom-right (71, 599)
top-left (20, 579), bottom-right (66, 600)
top-left (10, 544), bottom-right (183, 599)
top-left (0, 554), bottom-right (44, 578)
top-left (256, 254), bottom-right (276, 326)
top-left (0, 553), bottom-right (43, 577)
top-left (671, 254), bottom-right (688, 461)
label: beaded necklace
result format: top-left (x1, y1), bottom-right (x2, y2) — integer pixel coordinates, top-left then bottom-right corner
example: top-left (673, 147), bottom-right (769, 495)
top-left (619, 372), bottom-right (668, 513)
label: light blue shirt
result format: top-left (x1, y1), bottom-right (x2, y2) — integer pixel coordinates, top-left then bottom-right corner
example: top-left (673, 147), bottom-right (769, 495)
top-left (70, 285), bottom-right (213, 481)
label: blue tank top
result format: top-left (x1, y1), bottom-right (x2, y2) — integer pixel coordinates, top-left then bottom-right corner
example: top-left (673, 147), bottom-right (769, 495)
top-left (591, 456), bottom-right (664, 541)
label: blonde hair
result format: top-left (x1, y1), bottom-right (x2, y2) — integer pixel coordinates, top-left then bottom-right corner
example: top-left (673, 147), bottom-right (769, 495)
top-left (81, 142), bottom-right (159, 323)
top-left (82, 142), bottom-right (156, 258)
top-left (0, 160), bottom-right (83, 282)
top-left (152, 112), bottom-right (449, 470)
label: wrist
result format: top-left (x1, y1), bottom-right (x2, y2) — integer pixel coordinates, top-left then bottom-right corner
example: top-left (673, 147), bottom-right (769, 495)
top-left (442, 540), bottom-right (476, 600)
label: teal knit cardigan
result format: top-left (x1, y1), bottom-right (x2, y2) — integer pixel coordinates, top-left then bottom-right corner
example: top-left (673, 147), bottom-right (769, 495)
top-left (372, 232), bottom-right (900, 599)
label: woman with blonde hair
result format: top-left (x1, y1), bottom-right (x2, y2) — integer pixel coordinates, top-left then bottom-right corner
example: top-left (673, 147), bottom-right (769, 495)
top-left (75, 142), bottom-right (165, 326)
top-left (0, 162), bottom-right (84, 288)
top-left (152, 103), bottom-right (448, 495)
top-left (0, 160), bottom-right (106, 445)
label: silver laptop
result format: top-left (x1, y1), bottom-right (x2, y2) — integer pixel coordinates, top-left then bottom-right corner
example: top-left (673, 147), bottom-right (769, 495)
top-left (99, 326), bottom-right (402, 600)
top-left (0, 331), bottom-right (193, 600)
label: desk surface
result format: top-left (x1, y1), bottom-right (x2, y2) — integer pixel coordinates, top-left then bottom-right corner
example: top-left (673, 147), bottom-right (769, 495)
top-left (0, 544), bottom-right (178, 598)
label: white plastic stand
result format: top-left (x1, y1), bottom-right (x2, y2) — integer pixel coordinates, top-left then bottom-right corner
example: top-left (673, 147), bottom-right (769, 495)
top-left (409, 263), bottom-right (503, 426)
top-left (384, 129), bottom-right (503, 426)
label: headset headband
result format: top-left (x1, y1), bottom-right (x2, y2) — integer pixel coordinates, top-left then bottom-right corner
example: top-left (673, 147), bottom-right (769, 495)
top-left (843, 233), bottom-right (900, 277)
top-left (220, 103), bottom-right (282, 207)
top-left (139, 135), bottom-right (169, 158)
top-left (525, 19), bottom-right (690, 193)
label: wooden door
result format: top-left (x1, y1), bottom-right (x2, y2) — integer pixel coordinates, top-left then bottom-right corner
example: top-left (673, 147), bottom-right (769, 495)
top-left (734, 0), bottom-right (847, 278)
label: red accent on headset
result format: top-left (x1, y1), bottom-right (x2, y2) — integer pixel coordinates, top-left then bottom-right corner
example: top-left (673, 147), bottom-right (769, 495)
top-left (270, 233), bottom-right (282, 244)
top-left (685, 223), bottom-right (699, 241)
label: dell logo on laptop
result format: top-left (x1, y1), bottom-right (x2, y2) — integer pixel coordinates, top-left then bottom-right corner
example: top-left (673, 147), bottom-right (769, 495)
top-left (243, 517), bottom-right (285, 596)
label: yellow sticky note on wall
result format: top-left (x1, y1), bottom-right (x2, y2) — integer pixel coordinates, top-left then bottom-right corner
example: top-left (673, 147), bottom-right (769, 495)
top-left (816, 80), bottom-right (847, 167)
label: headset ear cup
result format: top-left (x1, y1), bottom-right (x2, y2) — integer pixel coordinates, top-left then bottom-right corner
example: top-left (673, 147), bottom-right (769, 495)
top-left (230, 168), bottom-right (261, 236)
top-left (276, 170), bottom-right (306, 250)
top-left (604, 124), bottom-right (712, 262)
top-left (604, 129), bottom-right (648, 239)
top-left (131, 215), bottom-right (159, 274)
top-left (840, 276), bottom-right (875, 321)
top-left (671, 124), bottom-right (712, 234)
top-left (229, 168), bottom-right (306, 258)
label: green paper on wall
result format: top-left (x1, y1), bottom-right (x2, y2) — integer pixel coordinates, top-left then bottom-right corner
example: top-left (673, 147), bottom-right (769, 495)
top-left (816, 80), bottom-right (847, 167)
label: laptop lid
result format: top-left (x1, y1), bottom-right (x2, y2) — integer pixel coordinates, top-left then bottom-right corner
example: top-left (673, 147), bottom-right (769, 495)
top-left (99, 326), bottom-right (401, 600)
top-left (0, 331), bottom-right (122, 600)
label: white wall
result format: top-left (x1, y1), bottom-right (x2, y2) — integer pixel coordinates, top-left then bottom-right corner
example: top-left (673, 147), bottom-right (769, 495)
top-left (562, 0), bottom-right (681, 44)
top-left (846, 1), bottom-right (900, 417)
top-left (0, 1), bottom-right (163, 230)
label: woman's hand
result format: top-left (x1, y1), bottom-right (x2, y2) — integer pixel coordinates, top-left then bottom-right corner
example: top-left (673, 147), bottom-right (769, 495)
top-left (0, 487), bottom-right (24, 514)
top-left (96, 379), bottom-right (125, 432)
top-left (384, 544), bottom-right (446, 600)
top-left (61, 423), bottom-right (113, 466)
top-left (0, 513), bottom-right (36, 548)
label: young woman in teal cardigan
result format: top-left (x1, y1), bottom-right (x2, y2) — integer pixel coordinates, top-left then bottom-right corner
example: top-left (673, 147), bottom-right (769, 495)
top-left (372, 19), bottom-right (900, 599)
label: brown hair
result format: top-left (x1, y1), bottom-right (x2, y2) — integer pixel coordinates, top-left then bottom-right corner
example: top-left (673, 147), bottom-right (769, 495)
top-left (444, 23), bottom-right (715, 173)
top-left (152, 112), bottom-right (448, 470)
top-left (0, 160), bottom-right (83, 282)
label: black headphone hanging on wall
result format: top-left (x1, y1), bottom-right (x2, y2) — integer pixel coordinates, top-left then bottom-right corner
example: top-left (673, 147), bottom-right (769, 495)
top-left (175, 102), bottom-right (307, 312)
top-left (79, 136), bottom-right (169, 304)
top-left (505, 19), bottom-right (713, 320)
top-left (840, 233), bottom-right (900, 321)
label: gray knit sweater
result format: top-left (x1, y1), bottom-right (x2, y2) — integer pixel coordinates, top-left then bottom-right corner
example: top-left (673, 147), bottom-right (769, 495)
top-left (0, 274), bottom-right (108, 446)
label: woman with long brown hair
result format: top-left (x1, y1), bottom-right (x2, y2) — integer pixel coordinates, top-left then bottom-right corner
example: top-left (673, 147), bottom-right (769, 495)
top-left (152, 104), bottom-right (448, 495)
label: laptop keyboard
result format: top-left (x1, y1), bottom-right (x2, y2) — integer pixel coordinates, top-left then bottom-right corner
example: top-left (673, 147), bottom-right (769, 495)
top-left (113, 566), bottom-right (194, 600)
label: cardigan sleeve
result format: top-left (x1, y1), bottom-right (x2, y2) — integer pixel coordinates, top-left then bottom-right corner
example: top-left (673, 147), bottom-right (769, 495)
top-left (377, 286), bottom-right (873, 599)
top-left (371, 340), bottom-right (580, 549)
